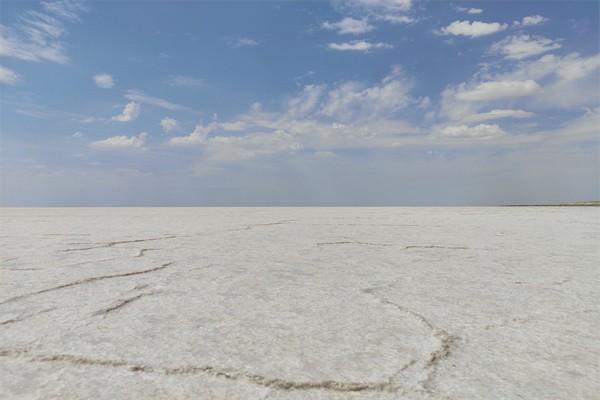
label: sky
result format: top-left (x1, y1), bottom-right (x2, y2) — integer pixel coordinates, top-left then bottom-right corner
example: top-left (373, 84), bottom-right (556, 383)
top-left (0, 0), bottom-right (598, 206)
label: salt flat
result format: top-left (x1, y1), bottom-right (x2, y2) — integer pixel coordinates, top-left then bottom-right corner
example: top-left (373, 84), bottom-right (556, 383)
top-left (0, 207), bottom-right (598, 400)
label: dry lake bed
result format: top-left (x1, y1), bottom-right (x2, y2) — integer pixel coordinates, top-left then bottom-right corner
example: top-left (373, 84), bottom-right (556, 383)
top-left (0, 207), bottom-right (598, 399)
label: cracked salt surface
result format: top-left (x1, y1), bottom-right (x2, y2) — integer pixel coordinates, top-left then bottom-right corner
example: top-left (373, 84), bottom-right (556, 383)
top-left (0, 207), bottom-right (598, 399)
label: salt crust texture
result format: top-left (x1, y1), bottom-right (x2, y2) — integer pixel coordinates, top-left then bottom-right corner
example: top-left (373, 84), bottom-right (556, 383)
top-left (0, 207), bottom-right (598, 399)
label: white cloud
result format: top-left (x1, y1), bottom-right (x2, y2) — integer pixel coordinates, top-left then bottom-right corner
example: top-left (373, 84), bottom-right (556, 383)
top-left (494, 53), bottom-right (600, 108)
top-left (204, 131), bottom-right (302, 162)
top-left (519, 15), bottom-right (547, 26)
top-left (342, 0), bottom-right (412, 13)
top-left (169, 122), bottom-right (302, 161)
top-left (321, 66), bottom-right (413, 121)
top-left (12, 103), bottom-right (97, 122)
top-left (438, 124), bottom-right (505, 138)
top-left (160, 117), bottom-right (178, 133)
top-left (328, 40), bottom-right (392, 52)
top-left (454, 5), bottom-right (483, 14)
top-left (227, 36), bottom-right (259, 48)
top-left (111, 101), bottom-right (140, 122)
top-left (490, 35), bottom-right (561, 60)
top-left (377, 14), bottom-right (415, 24)
top-left (90, 132), bottom-right (147, 150)
top-left (313, 150), bottom-right (336, 158)
top-left (508, 53), bottom-right (600, 82)
top-left (440, 52), bottom-right (600, 122)
top-left (280, 119), bottom-right (419, 150)
top-left (159, 61), bottom-right (587, 165)
top-left (163, 66), bottom-right (422, 159)
top-left (93, 73), bottom-right (114, 88)
top-left (334, 0), bottom-right (414, 27)
top-left (464, 109), bottom-right (535, 123)
top-left (441, 20), bottom-right (508, 38)
top-left (322, 17), bottom-right (374, 34)
top-left (124, 89), bottom-right (190, 111)
top-left (0, 1), bottom-right (84, 64)
top-left (42, 0), bottom-right (86, 21)
top-left (456, 80), bottom-right (541, 101)
top-left (286, 84), bottom-right (326, 119)
top-left (0, 65), bottom-right (19, 84)
top-left (79, 116), bottom-right (98, 123)
top-left (168, 123), bottom-right (217, 146)
top-left (220, 120), bottom-right (250, 131)
top-left (167, 75), bottom-right (204, 88)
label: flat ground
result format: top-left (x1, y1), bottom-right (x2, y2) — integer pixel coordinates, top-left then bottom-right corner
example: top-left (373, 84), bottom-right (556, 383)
top-left (0, 208), bottom-right (598, 399)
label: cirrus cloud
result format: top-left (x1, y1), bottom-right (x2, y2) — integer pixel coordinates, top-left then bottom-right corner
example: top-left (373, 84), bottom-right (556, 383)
top-left (0, 1), bottom-right (85, 64)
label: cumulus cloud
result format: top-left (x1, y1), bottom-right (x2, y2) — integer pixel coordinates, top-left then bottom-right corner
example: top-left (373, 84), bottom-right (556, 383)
top-left (502, 53), bottom-right (600, 82)
top-left (440, 52), bottom-right (600, 122)
top-left (0, 65), bottom-right (20, 84)
top-left (90, 132), bottom-right (147, 150)
top-left (322, 17), bottom-right (374, 34)
top-left (518, 15), bottom-right (547, 27)
top-left (0, 1), bottom-right (85, 64)
top-left (454, 5), bottom-right (483, 14)
top-left (456, 80), bottom-right (541, 101)
top-left (164, 65), bottom-right (422, 160)
top-left (328, 40), bottom-right (392, 52)
top-left (111, 101), bottom-right (140, 122)
top-left (160, 117), bottom-right (178, 133)
top-left (93, 73), bottom-right (114, 88)
top-left (320, 66), bottom-right (413, 121)
top-left (441, 20), bottom-right (508, 38)
top-left (167, 75), bottom-right (205, 88)
top-left (168, 123), bottom-right (217, 146)
top-left (490, 35), bottom-right (561, 60)
top-left (438, 124), bottom-right (505, 138)
top-left (204, 131), bottom-right (302, 162)
top-left (161, 59), bottom-right (591, 168)
top-left (168, 122), bottom-right (303, 162)
top-left (492, 53), bottom-right (600, 108)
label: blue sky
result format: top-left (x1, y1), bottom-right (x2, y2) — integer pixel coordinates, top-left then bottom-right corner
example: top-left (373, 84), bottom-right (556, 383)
top-left (1, 0), bottom-right (598, 206)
